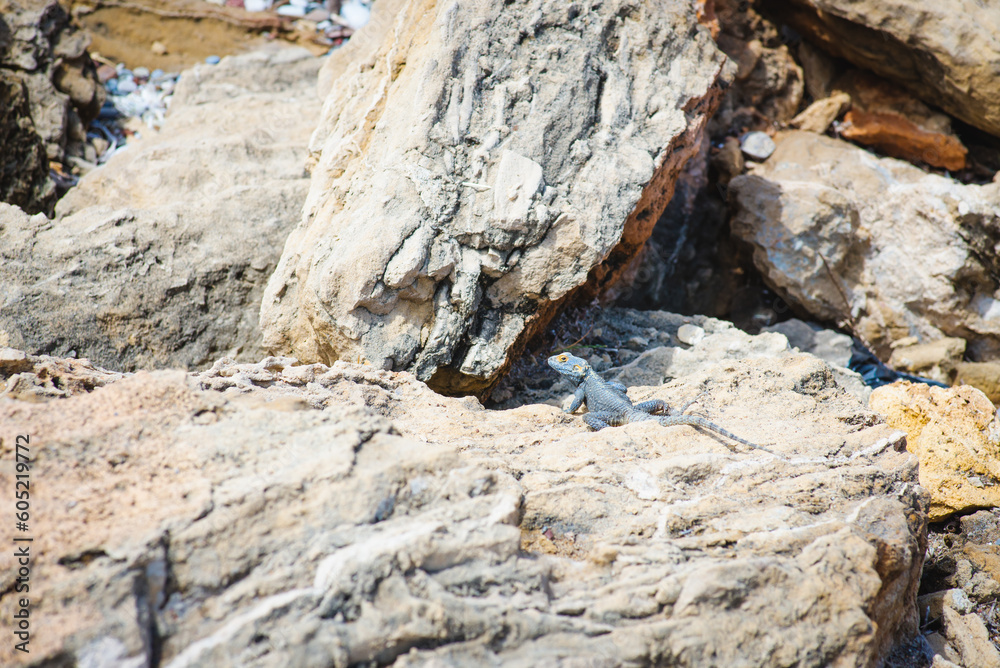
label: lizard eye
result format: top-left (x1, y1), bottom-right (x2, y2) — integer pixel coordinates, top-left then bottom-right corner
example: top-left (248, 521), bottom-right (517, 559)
top-left (558, 355), bottom-right (567, 362)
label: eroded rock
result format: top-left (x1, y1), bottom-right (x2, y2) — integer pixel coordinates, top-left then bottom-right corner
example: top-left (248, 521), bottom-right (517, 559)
top-left (0, 313), bottom-right (927, 666)
top-left (869, 381), bottom-right (1000, 521)
top-left (730, 130), bottom-right (1000, 361)
top-left (0, 46), bottom-right (322, 371)
top-left (260, 0), bottom-right (731, 395)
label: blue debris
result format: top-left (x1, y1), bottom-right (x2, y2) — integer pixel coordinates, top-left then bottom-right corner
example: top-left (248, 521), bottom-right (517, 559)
top-left (848, 340), bottom-right (948, 389)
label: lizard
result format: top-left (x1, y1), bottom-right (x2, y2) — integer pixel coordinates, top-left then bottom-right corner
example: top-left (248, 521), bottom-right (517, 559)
top-left (547, 351), bottom-right (781, 458)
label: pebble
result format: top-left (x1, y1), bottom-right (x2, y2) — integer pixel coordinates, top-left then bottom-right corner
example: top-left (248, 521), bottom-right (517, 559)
top-left (740, 131), bottom-right (777, 161)
top-left (205, 55), bottom-right (221, 65)
top-left (243, 0), bottom-right (273, 10)
top-left (677, 324), bottom-right (706, 345)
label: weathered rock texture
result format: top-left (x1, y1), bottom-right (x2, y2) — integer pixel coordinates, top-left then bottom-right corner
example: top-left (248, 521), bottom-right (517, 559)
top-left (0, 312), bottom-right (927, 666)
top-left (833, 70), bottom-right (967, 171)
top-left (261, 0), bottom-right (731, 395)
top-left (870, 381), bottom-right (1000, 522)
top-left (764, 0), bottom-right (1000, 139)
top-left (0, 47), bottom-right (321, 370)
top-left (0, 0), bottom-right (105, 213)
top-left (730, 130), bottom-right (1000, 361)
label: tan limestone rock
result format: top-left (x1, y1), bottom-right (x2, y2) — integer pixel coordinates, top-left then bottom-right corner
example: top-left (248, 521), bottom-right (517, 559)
top-left (730, 130), bottom-right (1000, 361)
top-left (956, 361), bottom-right (1000, 404)
top-left (0, 47), bottom-right (322, 371)
top-left (869, 382), bottom-right (1000, 520)
top-left (0, 311), bottom-right (927, 666)
top-left (888, 337), bottom-right (967, 386)
top-left (260, 0), bottom-right (731, 395)
top-left (790, 91), bottom-right (850, 133)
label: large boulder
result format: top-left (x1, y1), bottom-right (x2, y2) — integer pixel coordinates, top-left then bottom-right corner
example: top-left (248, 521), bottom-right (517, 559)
top-left (0, 312), bottom-right (927, 666)
top-left (761, 0), bottom-right (1000, 139)
top-left (260, 0), bottom-right (731, 395)
top-left (0, 47), bottom-right (321, 370)
top-left (729, 130), bottom-right (1000, 361)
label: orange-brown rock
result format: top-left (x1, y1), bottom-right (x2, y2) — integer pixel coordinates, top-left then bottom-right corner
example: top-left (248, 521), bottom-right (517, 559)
top-left (833, 70), bottom-right (967, 170)
top-left (840, 109), bottom-right (967, 171)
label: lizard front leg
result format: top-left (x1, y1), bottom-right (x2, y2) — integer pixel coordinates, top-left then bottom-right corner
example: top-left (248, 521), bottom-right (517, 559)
top-left (566, 384), bottom-right (587, 413)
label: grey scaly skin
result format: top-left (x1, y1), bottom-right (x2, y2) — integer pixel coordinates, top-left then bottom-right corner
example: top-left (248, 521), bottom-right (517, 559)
top-left (548, 351), bottom-right (781, 458)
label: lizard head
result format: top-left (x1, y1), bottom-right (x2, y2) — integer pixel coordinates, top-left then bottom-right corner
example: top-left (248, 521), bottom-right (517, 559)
top-left (547, 351), bottom-right (590, 380)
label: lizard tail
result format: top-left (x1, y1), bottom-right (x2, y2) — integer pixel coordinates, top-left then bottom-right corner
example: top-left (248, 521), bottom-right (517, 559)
top-left (658, 415), bottom-right (783, 459)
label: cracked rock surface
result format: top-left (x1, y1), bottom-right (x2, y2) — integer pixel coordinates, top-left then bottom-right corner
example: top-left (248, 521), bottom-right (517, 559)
top-left (0, 311), bottom-right (926, 666)
top-left (0, 46), bottom-right (321, 371)
top-left (260, 0), bottom-right (731, 395)
top-left (730, 130), bottom-right (1000, 362)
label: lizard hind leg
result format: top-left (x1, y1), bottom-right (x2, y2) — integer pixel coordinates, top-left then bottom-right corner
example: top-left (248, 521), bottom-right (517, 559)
top-left (582, 412), bottom-right (616, 431)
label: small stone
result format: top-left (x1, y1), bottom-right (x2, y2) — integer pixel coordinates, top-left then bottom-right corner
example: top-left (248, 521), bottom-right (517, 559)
top-left (133, 67), bottom-right (150, 79)
top-left (205, 55), bottom-right (221, 65)
top-left (96, 64), bottom-right (117, 83)
top-left (677, 324), bottom-right (706, 346)
top-left (625, 336), bottom-right (649, 351)
top-left (740, 131), bottom-right (776, 161)
top-left (918, 588), bottom-right (974, 619)
top-left (305, 7), bottom-right (331, 21)
top-left (116, 79), bottom-right (137, 94)
top-left (277, 4), bottom-right (307, 16)
top-left (791, 92), bottom-right (851, 133)
top-left (151, 41), bottom-right (168, 55)
top-left (91, 137), bottom-right (109, 156)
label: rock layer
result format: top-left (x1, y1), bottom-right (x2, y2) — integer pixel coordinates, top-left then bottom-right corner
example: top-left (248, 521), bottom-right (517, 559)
top-left (730, 130), bottom-right (1000, 361)
top-left (0, 313), bottom-right (927, 666)
top-left (762, 0), bottom-right (1000, 139)
top-left (0, 47), bottom-right (321, 370)
top-left (260, 0), bottom-right (731, 395)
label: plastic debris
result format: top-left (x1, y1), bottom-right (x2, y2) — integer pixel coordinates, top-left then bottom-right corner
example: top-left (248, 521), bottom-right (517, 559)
top-left (848, 340), bottom-right (948, 389)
